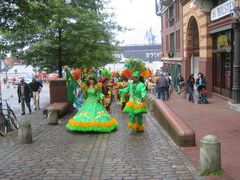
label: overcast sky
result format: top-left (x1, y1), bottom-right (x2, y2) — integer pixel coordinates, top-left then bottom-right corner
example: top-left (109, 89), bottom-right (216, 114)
top-left (109, 0), bottom-right (161, 45)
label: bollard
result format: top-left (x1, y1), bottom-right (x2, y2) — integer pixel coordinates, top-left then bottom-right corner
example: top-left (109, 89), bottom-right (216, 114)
top-left (199, 135), bottom-right (221, 175)
top-left (18, 121), bottom-right (32, 144)
top-left (48, 109), bottom-right (58, 125)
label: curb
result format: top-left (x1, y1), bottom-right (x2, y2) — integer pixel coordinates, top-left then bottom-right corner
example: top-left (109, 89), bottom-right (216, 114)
top-left (148, 94), bottom-right (195, 147)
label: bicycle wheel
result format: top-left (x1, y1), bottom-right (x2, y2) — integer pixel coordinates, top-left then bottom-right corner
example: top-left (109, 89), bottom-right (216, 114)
top-left (0, 116), bottom-right (7, 136)
top-left (9, 109), bottom-right (19, 129)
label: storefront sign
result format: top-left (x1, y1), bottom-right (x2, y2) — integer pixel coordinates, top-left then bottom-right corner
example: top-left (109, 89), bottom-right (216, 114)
top-left (217, 35), bottom-right (229, 48)
top-left (211, 0), bottom-right (235, 21)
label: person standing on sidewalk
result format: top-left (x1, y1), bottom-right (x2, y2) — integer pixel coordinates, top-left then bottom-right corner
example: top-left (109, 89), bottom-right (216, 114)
top-left (187, 74), bottom-right (195, 103)
top-left (119, 71), bottom-right (147, 133)
top-left (156, 72), bottom-right (168, 101)
top-left (29, 77), bottom-right (43, 110)
top-left (17, 79), bottom-right (32, 115)
top-left (177, 73), bottom-right (184, 94)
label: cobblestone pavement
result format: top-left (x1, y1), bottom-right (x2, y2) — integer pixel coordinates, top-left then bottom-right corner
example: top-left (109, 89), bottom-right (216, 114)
top-left (0, 100), bottom-right (204, 180)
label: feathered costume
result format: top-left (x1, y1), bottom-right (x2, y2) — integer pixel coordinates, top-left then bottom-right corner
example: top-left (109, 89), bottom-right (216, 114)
top-left (101, 68), bottom-right (113, 112)
top-left (66, 72), bottom-right (118, 133)
top-left (120, 59), bottom-right (151, 132)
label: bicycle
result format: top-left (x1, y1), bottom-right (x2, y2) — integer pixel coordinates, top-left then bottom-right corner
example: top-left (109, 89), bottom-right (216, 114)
top-left (0, 96), bottom-right (19, 136)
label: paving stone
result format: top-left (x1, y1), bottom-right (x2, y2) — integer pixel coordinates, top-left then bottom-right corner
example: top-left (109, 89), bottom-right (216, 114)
top-left (0, 96), bottom-right (204, 179)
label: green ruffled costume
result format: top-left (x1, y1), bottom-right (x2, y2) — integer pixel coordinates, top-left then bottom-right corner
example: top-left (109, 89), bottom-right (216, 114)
top-left (66, 88), bottom-right (118, 132)
top-left (120, 80), bottom-right (147, 132)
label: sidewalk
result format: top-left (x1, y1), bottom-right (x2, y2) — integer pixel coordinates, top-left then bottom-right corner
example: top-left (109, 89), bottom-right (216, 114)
top-left (162, 92), bottom-right (240, 180)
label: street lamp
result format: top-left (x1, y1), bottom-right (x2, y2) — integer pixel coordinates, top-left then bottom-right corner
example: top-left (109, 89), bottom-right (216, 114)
top-left (231, 3), bottom-right (240, 104)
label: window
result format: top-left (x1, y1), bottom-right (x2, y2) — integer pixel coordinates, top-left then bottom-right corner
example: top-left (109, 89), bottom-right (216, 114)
top-left (175, 0), bottom-right (180, 22)
top-left (165, 9), bottom-right (168, 28)
top-left (170, 33), bottom-right (175, 51)
top-left (169, 4), bottom-right (175, 27)
top-left (176, 30), bottom-right (180, 51)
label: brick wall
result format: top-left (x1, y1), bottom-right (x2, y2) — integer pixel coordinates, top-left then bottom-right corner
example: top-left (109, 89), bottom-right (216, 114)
top-left (49, 78), bottom-right (68, 104)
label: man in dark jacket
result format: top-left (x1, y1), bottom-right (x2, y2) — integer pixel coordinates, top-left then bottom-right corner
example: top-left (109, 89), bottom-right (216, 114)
top-left (29, 77), bottom-right (43, 110)
top-left (17, 79), bottom-right (32, 115)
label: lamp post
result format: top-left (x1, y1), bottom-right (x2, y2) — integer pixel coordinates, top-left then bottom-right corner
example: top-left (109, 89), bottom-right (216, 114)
top-left (231, 6), bottom-right (240, 104)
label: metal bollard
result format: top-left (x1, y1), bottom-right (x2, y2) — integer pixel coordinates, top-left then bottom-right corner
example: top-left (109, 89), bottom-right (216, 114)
top-left (199, 135), bottom-right (221, 175)
top-left (18, 121), bottom-right (32, 144)
top-left (48, 109), bottom-right (58, 125)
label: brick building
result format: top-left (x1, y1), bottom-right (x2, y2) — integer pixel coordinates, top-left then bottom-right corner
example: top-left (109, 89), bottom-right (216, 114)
top-left (156, 0), bottom-right (240, 102)
top-left (156, 0), bottom-right (183, 88)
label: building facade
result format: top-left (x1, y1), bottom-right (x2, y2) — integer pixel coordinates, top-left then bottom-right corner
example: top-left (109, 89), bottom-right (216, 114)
top-left (157, 0), bottom-right (240, 101)
top-left (181, 0), bottom-right (240, 100)
top-left (156, 0), bottom-right (184, 88)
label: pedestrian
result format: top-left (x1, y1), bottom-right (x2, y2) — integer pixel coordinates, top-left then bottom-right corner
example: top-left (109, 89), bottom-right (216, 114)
top-left (17, 79), bottom-right (32, 115)
top-left (119, 71), bottom-right (147, 133)
top-left (29, 77), bottom-right (43, 110)
top-left (156, 72), bottom-right (168, 101)
top-left (166, 73), bottom-right (172, 100)
top-left (187, 74), bottom-right (195, 103)
top-left (196, 72), bottom-right (207, 103)
top-left (177, 73), bottom-right (184, 94)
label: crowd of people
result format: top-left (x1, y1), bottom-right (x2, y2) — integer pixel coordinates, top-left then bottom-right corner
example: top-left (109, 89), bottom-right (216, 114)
top-left (14, 59), bottom-right (208, 135)
top-left (65, 59), bottom-right (149, 134)
top-left (146, 71), bottom-right (208, 104)
top-left (64, 58), bottom-right (210, 135)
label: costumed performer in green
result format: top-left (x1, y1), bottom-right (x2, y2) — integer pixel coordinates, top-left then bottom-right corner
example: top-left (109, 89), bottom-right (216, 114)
top-left (66, 74), bottom-right (118, 133)
top-left (119, 71), bottom-right (147, 133)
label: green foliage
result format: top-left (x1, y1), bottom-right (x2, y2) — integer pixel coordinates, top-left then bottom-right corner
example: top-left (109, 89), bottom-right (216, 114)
top-left (200, 169), bottom-right (223, 176)
top-left (0, 0), bottom-right (120, 77)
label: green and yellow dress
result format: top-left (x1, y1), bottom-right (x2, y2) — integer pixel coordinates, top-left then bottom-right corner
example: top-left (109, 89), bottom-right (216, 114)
top-left (66, 87), bottom-right (118, 133)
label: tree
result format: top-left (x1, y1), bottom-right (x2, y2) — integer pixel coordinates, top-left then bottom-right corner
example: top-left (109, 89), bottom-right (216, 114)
top-left (0, 0), bottom-right (120, 77)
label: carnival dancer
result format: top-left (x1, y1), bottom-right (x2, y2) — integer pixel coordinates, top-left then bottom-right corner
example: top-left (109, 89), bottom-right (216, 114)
top-left (117, 76), bottom-right (129, 111)
top-left (101, 68), bottom-right (113, 112)
top-left (120, 71), bottom-right (147, 133)
top-left (66, 74), bottom-right (118, 133)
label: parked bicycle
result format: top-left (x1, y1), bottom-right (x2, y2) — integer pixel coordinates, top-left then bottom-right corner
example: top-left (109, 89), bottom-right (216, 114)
top-left (0, 96), bottom-right (19, 136)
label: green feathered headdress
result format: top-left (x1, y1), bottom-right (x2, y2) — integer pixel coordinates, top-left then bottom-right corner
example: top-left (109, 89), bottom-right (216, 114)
top-left (101, 68), bottom-right (112, 80)
top-left (124, 59), bottom-right (146, 74)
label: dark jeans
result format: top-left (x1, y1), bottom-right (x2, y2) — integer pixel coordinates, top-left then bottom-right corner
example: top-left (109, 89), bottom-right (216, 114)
top-left (20, 96), bottom-right (31, 113)
top-left (188, 86), bottom-right (194, 102)
top-left (157, 87), bottom-right (167, 101)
